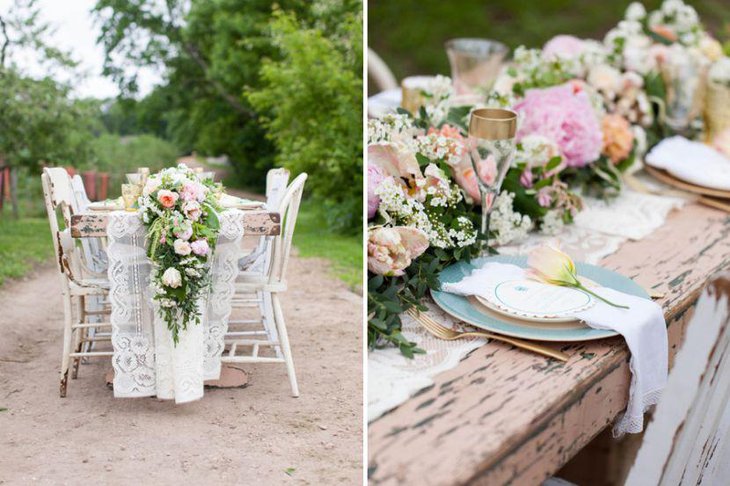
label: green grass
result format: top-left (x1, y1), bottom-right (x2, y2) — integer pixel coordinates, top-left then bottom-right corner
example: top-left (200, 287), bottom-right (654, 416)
top-left (293, 201), bottom-right (363, 290)
top-left (0, 216), bottom-right (53, 286)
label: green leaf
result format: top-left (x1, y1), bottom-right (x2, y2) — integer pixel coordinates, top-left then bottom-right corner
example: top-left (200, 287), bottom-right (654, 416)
top-left (284, 468), bottom-right (295, 477)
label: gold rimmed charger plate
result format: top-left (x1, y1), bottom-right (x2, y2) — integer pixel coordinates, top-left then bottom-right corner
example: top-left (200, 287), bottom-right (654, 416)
top-left (645, 166), bottom-right (730, 199)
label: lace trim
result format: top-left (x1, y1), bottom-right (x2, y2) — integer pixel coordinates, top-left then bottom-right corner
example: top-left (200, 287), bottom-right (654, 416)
top-left (107, 210), bottom-right (245, 402)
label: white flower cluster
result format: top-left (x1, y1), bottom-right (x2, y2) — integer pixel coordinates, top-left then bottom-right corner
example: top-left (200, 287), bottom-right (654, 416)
top-left (375, 175), bottom-right (476, 249)
top-left (421, 75), bottom-right (454, 126)
top-left (414, 133), bottom-right (465, 167)
top-left (586, 65), bottom-right (652, 126)
top-left (515, 135), bottom-right (561, 168)
top-left (490, 191), bottom-right (532, 246)
top-left (367, 114), bottom-right (419, 144)
top-left (539, 210), bottom-right (565, 235)
top-left (647, 0), bottom-right (702, 46)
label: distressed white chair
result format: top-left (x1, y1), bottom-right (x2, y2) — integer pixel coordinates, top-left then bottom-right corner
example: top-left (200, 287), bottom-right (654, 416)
top-left (624, 272), bottom-right (730, 485)
top-left (42, 168), bottom-right (111, 397)
top-left (223, 173), bottom-right (308, 397)
top-left (368, 48), bottom-right (398, 92)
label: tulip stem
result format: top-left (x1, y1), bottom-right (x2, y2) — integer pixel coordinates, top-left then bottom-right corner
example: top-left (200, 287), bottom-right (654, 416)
top-left (575, 283), bottom-right (629, 309)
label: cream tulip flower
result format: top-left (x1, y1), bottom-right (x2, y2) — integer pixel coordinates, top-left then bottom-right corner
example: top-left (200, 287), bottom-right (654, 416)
top-left (527, 244), bottom-right (629, 309)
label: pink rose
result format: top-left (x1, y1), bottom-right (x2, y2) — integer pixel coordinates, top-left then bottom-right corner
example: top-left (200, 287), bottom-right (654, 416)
top-left (190, 239), bottom-right (210, 256)
top-left (173, 221), bottom-right (193, 241)
top-left (183, 201), bottom-right (202, 221)
top-left (157, 189), bottom-right (179, 209)
top-left (180, 182), bottom-right (206, 202)
top-left (542, 35), bottom-right (589, 60)
top-left (173, 239), bottom-right (192, 256)
top-left (367, 226), bottom-right (429, 277)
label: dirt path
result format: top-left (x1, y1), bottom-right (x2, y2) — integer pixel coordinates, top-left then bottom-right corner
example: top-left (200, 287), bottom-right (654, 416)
top-left (0, 175), bottom-right (363, 484)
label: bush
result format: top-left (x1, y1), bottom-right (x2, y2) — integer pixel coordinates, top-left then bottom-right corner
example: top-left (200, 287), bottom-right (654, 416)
top-left (248, 0), bottom-right (363, 233)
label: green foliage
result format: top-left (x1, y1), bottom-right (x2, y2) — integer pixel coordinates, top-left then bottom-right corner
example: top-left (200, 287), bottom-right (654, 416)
top-left (93, 0), bottom-right (309, 191)
top-left (368, 0), bottom-right (730, 86)
top-left (248, 1), bottom-right (363, 232)
top-left (0, 216), bottom-right (52, 285)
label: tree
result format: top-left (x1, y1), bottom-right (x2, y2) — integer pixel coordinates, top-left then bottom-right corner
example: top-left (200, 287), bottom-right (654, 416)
top-left (93, 0), bottom-right (308, 188)
top-left (0, 0), bottom-right (92, 218)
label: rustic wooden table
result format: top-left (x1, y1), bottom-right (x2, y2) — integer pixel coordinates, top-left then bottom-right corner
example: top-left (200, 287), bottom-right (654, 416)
top-left (368, 202), bottom-right (730, 485)
top-left (70, 209), bottom-right (281, 237)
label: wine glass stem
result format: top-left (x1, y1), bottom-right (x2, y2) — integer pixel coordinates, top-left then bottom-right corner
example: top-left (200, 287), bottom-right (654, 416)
top-left (480, 187), bottom-right (492, 252)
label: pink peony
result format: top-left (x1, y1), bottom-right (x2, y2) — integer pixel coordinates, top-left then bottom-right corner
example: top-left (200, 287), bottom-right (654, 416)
top-left (191, 239), bottom-right (210, 256)
top-left (368, 163), bottom-right (387, 219)
top-left (157, 189), bottom-right (179, 209)
top-left (542, 35), bottom-right (589, 59)
top-left (514, 84), bottom-right (602, 168)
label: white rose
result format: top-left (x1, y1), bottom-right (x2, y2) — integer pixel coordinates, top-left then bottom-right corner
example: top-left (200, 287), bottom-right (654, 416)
top-left (161, 267), bottom-right (182, 288)
top-left (587, 64), bottom-right (621, 94)
top-left (625, 2), bottom-right (646, 21)
top-left (143, 176), bottom-right (162, 196)
top-left (699, 36), bottom-right (723, 62)
top-left (173, 239), bottom-right (192, 256)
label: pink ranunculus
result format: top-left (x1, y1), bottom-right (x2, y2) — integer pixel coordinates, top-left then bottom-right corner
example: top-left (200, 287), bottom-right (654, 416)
top-left (367, 226), bottom-right (429, 277)
top-left (190, 239), bottom-right (210, 256)
top-left (451, 155), bottom-right (497, 203)
top-left (514, 84), bottom-right (603, 168)
top-left (368, 163), bottom-right (387, 219)
top-left (182, 200), bottom-right (202, 221)
top-left (542, 35), bottom-right (588, 60)
top-left (157, 189), bottom-right (179, 209)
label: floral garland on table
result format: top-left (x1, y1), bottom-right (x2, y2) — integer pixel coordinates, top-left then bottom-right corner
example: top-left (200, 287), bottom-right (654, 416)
top-left (139, 164), bottom-right (223, 344)
top-left (368, 0), bottom-right (726, 357)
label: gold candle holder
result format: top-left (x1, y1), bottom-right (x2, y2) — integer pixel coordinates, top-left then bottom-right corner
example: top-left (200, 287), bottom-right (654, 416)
top-left (401, 76), bottom-right (434, 115)
top-left (704, 79), bottom-right (730, 143)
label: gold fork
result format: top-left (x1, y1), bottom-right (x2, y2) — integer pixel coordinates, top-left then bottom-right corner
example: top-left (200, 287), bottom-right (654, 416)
top-left (407, 308), bottom-right (570, 362)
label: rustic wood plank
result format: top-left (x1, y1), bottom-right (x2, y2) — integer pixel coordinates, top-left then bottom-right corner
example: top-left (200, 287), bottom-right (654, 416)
top-left (70, 210), bottom-right (281, 237)
top-left (368, 203), bottom-right (730, 486)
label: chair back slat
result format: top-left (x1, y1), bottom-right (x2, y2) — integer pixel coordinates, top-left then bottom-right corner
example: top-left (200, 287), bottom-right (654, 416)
top-left (625, 273), bottom-right (730, 486)
top-left (267, 173), bottom-right (307, 285)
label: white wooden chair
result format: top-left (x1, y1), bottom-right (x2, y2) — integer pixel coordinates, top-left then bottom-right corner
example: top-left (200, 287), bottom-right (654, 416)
top-left (42, 168), bottom-right (111, 397)
top-left (368, 48), bottom-right (398, 92)
top-left (223, 173), bottom-right (308, 397)
top-left (624, 272), bottom-right (730, 485)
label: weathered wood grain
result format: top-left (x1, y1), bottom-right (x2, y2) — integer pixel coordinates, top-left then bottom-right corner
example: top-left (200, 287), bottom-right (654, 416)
top-left (368, 203), bottom-right (730, 486)
top-left (70, 210), bottom-right (281, 237)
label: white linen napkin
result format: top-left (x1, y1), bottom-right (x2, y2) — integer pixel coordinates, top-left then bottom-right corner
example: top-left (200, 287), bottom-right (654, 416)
top-left (645, 136), bottom-right (730, 190)
top-left (442, 262), bottom-right (668, 436)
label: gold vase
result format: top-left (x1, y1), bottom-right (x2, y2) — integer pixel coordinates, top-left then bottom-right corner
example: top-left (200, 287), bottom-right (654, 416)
top-left (400, 76), bottom-right (431, 115)
top-left (704, 79), bottom-right (730, 142)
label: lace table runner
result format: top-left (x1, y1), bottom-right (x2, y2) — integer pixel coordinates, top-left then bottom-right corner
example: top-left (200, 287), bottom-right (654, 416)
top-left (368, 188), bottom-right (686, 421)
top-left (107, 210), bottom-right (245, 404)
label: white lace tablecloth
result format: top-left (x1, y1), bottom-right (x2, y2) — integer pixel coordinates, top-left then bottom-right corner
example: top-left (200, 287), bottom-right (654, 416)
top-left (368, 187), bottom-right (686, 421)
top-left (107, 210), bottom-right (245, 404)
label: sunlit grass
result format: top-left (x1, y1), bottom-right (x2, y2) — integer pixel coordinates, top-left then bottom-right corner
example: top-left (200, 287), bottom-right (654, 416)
top-left (293, 201), bottom-right (362, 291)
top-left (0, 216), bottom-right (53, 286)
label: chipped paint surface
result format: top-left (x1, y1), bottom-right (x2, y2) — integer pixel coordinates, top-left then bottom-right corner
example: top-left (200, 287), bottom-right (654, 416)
top-left (369, 203), bottom-right (730, 486)
top-left (70, 210), bottom-right (281, 237)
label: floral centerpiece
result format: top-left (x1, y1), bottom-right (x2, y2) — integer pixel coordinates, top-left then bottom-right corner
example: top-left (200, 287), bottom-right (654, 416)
top-left (139, 164), bottom-right (223, 344)
top-left (368, 0), bottom-right (726, 356)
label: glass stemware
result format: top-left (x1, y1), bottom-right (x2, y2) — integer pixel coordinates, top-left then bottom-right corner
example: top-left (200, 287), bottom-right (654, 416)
top-left (121, 183), bottom-right (141, 212)
top-left (661, 45), bottom-right (708, 134)
top-left (445, 38), bottom-right (508, 96)
top-left (467, 108), bottom-right (517, 253)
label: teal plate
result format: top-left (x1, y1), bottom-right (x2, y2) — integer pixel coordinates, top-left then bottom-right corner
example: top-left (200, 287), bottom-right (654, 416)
top-left (431, 255), bottom-right (649, 342)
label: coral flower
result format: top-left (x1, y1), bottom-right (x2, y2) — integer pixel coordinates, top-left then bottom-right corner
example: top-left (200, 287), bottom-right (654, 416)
top-left (601, 114), bottom-right (635, 164)
top-left (367, 226), bottom-right (429, 277)
top-left (157, 189), bottom-right (179, 209)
